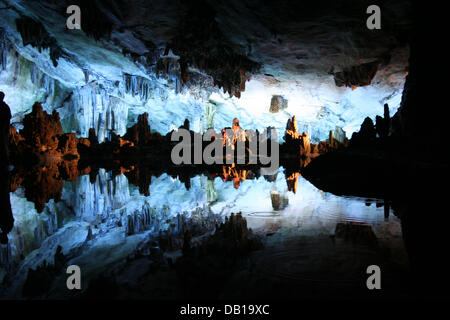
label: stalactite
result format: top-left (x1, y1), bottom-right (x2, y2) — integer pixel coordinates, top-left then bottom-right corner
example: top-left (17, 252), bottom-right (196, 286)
top-left (70, 84), bottom-right (130, 142)
top-left (15, 16), bottom-right (64, 67)
top-left (123, 73), bottom-right (154, 101)
top-left (0, 28), bottom-right (8, 72)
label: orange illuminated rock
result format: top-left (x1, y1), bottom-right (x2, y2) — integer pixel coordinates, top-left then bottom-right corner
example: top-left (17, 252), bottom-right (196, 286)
top-left (286, 172), bottom-right (300, 193)
top-left (299, 132), bottom-right (311, 156)
top-left (21, 163), bottom-right (64, 213)
top-left (284, 116), bottom-right (311, 157)
top-left (284, 115), bottom-right (300, 141)
top-left (57, 133), bottom-right (79, 159)
top-left (20, 102), bottom-right (62, 153)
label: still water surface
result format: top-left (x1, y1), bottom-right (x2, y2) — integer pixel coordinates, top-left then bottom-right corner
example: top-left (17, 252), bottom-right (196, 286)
top-left (1, 166), bottom-right (410, 298)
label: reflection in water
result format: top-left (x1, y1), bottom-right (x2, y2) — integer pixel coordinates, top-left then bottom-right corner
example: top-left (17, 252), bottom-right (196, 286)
top-left (0, 165), bottom-right (408, 299)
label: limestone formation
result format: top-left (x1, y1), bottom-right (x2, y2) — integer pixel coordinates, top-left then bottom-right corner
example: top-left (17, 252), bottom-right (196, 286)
top-left (333, 126), bottom-right (346, 144)
top-left (123, 113), bottom-right (152, 146)
top-left (350, 117), bottom-right (377, 146)
top-left (333, 61), bottom-right (380, 88)
top-left (284, 115), bottom-right (300, 141)
top-left (57, 133), bottom-right (79, 159)
top-left (269, 95), bottom-right (288, 113)
top-left (375, 104), bottom-right (391, 139)
top-left (286, 172), bottom-right (300, 193)
top-left (284, 116), bottom-right (312, 157)
top-left (299, 132), bottom-right (311, 156)
top-left (20, 102), bottom-right (62, 153)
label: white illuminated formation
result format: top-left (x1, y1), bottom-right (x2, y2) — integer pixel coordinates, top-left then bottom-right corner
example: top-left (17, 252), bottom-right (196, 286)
top-left (0, 8), bottom-right (406, 143)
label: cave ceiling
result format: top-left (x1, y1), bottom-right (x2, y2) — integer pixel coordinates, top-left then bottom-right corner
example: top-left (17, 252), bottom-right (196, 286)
top-left (0, 0), bottom-right (413, 141)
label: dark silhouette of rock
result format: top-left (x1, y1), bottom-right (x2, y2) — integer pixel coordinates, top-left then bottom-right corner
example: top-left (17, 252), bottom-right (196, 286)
top-left (88, 128), bottom-right (98, 146)
top-left (384, 103), bottom-right (390, 129)
top-left (0, 91), bottom-right (11, 166)
top-left (350, 117), bottom-right (376, 146)
top-left (375, 103), bottom-right (391, 139)
top-left (22, 246), bottom-right (66, 298)
top-left (180, 119), bottom-right (190, 131)
top-left (22, 260), bottom-right (54, 298)
top-left (182, 229), bottom-right (192, 253)
top-left (166, 0), bottom-right (259, 98)
top-left (57, 159), bottom-right (80, 181)
top-left (123, 113), bottom-right (151, 146)
top-left (0, 167), bottom-right (13, 244)
top-left (333, 61), bottom-right (379, 88)
top-left (0, 92), bottom-right (13, 244)
top-left (124, 166), bottom-right (152, 196)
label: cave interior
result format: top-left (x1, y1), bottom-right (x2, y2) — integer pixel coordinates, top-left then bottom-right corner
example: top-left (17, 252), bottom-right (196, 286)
top-left (0, 0), bottom-right (449, 302)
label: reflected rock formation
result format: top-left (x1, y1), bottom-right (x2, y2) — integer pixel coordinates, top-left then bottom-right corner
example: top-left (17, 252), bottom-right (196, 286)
top-left (1, 0), bottom-right (448, 301)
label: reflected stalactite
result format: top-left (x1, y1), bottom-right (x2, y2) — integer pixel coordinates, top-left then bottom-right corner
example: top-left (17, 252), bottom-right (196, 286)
top-left (286, 172), bottom-right (300, 194)
top-left (124, 166), bottom-right (152, 196)
top-left (0, 168), bottom-right (13, 244)
top-left (20, 164), bottom-right (64, 213)
top-left (3, 100), bottom-right (359, 213)
top-left (221, 164), bottom-right (250, 189)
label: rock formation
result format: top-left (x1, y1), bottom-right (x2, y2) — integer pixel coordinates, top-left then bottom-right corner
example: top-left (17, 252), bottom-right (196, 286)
top-left (15, 17), bottom-right (63, 67)
top-left (8, 102), bottom-right (81, 165)
top-left (284, 116), bottom-right (300, 141)
top-left (333, 61), bottom-right (380, 88)
top-left (375, 103), bottom-right (391, 139)
top-left (124, 166), bottom-right (152, 196)
top-left (21, 164), bottom-right (64, 213)
top-left (286, 172), bottom-right (300, 193)
top-left (350, 117), bottom-right (377, 147)
top-left (123, 113), bottom-right (152, 146)
top-left (57, 133), bottom-right (79, 159)
top-left (20, 102), bottom-right (62, 153)
top-left (333, 126), bottom-right (347, 144)
top-left (283, 116), bottom-right (314, 157)
top-left (269, 95), bottom-right (288, 113)
top-left (299, 132), bottom-right (311, 156)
